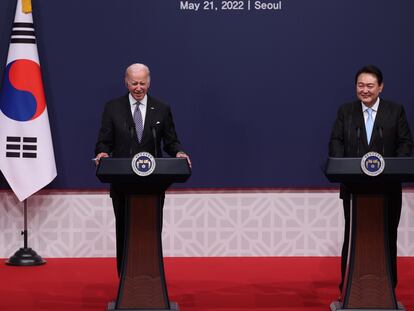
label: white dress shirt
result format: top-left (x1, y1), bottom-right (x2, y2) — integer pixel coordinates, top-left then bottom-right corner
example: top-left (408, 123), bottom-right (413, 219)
top-left (361, 97), bottom-right (380, 125)
top-left (129, 93), bottom-right (148, 127)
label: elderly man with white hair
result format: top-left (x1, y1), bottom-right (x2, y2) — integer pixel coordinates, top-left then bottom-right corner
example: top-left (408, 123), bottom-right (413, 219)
top-left (95, 63), bottom-right (191, 275)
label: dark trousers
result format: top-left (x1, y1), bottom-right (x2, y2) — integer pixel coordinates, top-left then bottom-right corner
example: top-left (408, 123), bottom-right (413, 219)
top-left (340, 192), bottom-right (402, 291)
top-left (111, 189), bottom-right (165, 276)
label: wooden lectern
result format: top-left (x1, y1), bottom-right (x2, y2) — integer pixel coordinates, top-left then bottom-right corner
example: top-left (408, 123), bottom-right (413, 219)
top-left (97, 157), bottom-right (191, 311)
top-left (325, 157), bottom-right (414, 311)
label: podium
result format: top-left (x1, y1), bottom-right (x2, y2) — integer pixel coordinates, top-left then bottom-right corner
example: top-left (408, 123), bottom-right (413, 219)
top-left (97, 157), bottom-right (191, 311)
top-left (325, 157), bottom-right (414, 311)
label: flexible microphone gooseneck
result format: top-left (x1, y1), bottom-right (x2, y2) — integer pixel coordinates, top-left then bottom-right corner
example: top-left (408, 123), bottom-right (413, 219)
top-left (129, 124), bottom-right (136, 156)
top-left (346, 104), bottom-right (355, 156)
top-left (356, 127), bottom-right (361, 157)
top-left (377, 126), bottom-right (385, 156)
top-left (151, 125), bottom-right (157, 157)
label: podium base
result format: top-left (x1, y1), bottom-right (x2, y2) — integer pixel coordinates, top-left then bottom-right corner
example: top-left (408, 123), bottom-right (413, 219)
top-left (6, 248), bottom-right (46, 266)
top-left (330, 301), bottom-right (405, 311)
top-left (107, 301), bottom-right (179, 311)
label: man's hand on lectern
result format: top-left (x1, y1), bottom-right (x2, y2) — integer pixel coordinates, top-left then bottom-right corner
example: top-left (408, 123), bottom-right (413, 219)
top-left (94, 152), bottom-right (109, 166)
top-left (176, 151), bottom-right (192, 168)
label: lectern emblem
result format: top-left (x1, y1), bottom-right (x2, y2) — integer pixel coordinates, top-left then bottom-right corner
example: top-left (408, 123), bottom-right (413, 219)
top-left (360, 152), bottom-right (385, 177)
top-left (131, 152), bottom-right (156, 176)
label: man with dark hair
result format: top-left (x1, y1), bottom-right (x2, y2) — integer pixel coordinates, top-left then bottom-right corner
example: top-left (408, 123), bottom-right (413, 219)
top-left (329, 65), bottom-right (413, 293)
top-left (95, 63), bottom-right (191, 275)
top-left (354, 64), bottom-right (383, 85)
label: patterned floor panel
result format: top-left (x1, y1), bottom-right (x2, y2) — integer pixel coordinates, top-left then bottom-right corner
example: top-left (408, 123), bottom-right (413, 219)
top-left (0, 189), bottom-right (413, 257)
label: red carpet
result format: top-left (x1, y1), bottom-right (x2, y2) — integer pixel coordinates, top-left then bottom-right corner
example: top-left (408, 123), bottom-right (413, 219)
top-left (0, 257), bottom-right (413, 311)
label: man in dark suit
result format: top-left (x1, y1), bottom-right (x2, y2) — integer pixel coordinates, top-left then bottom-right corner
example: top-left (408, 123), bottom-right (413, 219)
top-left (95, 63), bottom-right (191, 275)
top-left (329, 65), bottom-right (413, 293)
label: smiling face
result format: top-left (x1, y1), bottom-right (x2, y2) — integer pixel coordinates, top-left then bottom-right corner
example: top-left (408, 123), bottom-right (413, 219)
top-left (125, 64), bottom-right (151, 101)
top-left (356, 73), bottom-right (383, 107)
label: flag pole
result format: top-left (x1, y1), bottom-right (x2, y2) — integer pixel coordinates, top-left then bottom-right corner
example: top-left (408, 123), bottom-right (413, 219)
top-left (1, 0), bottom-right (56, 266)
top-left (6, 199), bottom-right (46, 266)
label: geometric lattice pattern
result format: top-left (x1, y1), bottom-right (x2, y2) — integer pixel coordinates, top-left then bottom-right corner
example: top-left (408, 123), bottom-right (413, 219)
top-left (0, 189), bottom-right (413, 257)
top-left (162, 191), bottom-right (344, 256)
top-left (0, 192), bottom-right (115, 258)
top-left (399, 192), bottom-right (414, 256)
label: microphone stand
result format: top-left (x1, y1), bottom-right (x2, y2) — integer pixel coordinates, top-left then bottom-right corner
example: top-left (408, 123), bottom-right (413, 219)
top-left (379, 126), bottom-right (385, 156)
top-left (130, 124), bottom-right (136, 156)
top-left (356, 127), bottom-right (361, 157)
top-left (152, 126), bottom-right (157, 157)
top-left (6, 199), bottom-right (46, 266)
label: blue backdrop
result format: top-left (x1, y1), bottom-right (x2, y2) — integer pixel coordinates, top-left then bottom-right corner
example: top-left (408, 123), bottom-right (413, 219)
top-left (0, 0), bottom-right (413, 189)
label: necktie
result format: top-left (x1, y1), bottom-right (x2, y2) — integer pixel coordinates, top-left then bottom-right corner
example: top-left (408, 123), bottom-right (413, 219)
top-left (134, 102), bottom-right (143, 142)
top-left (365, 108), bottom-right (374, 144)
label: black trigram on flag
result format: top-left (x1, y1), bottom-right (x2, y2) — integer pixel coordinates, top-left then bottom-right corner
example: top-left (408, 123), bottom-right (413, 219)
top-left (6, 136), bottom-right (37, 158)
top-left (11, 22), bottom-right (36, 44)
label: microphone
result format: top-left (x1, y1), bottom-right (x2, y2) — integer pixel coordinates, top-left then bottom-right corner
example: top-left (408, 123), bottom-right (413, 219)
top-left (377, 126), bottom-right (385, 156)
top-left (151, 125), bottom-right (157, 157)
top-left (129, 124), bottom-right (136, 139)
top-left (356, 127), bottom-right (361, 157)
top-left (346, 104), bottom-right (355, 156)
top-left (129, 124), bottom-right (136, 156)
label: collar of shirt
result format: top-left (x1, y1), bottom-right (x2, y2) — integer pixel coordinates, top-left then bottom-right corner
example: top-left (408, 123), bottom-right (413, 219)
top-left (129, 93), bottom-right (148, 108)
top-left (128, 93), bottom-right (148, 128)
top-left (361, 97), bottom-right (380, 113)
top-left (361, 97), bottom-right (380, 123)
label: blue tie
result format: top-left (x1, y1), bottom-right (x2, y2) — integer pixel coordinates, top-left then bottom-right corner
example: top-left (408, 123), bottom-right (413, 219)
top-left (365, 108), bottom-right (374, 144)
top-left (134, 102), bottom-right (143, 142)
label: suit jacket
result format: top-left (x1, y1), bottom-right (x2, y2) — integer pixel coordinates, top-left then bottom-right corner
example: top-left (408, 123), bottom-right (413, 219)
top-left (329, 99), bottom-right (413, 199)
top-left (95, 94), bottom-right (183, 158)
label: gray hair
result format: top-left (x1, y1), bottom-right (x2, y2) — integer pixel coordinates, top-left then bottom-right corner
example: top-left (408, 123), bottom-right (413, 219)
top-left (125, 63), bottom-right (151, 82)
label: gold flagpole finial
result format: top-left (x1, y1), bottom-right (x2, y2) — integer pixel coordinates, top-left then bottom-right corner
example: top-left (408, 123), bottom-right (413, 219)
top-left (22, 0), bottom-right (32, 13)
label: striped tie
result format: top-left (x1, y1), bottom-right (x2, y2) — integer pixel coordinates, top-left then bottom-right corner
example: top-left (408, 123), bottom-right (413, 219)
top-left (134, 102), bottom-right (143, 142)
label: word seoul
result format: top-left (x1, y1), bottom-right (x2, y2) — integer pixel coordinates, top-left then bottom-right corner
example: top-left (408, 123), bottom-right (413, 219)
top-left (179, 1), bottom-right (282, 12)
